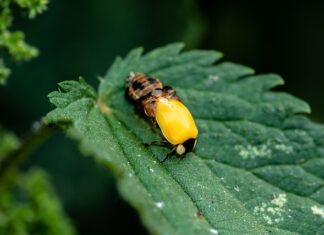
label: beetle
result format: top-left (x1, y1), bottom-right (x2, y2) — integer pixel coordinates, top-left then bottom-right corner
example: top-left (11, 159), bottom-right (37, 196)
top-left (126, 72), bottom-right (198, 162)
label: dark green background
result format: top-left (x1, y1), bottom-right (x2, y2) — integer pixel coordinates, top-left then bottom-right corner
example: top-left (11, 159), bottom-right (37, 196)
top-left (1, 1), bottom-right (323, 234)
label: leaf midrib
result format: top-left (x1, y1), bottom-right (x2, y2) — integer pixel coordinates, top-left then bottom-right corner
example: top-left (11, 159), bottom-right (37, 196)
top-left (103, 112), bottom-right (183, 234)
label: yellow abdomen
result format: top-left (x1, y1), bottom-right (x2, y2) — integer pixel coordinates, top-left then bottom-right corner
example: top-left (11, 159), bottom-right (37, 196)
top-left (155, 98), bottom-right (198, 145)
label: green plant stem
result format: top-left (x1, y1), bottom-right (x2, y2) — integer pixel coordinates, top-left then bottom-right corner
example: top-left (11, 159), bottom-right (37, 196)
top-left (0, 121), bottom-right (58, 181)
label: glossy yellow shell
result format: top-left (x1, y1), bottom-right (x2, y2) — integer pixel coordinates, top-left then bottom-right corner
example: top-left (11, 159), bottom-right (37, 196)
top-left (155, 98), bottom-right (198, 145)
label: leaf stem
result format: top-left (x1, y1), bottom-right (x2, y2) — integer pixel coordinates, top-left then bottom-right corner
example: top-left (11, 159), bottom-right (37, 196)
top-left (0, 121), bottom-right (58, 180)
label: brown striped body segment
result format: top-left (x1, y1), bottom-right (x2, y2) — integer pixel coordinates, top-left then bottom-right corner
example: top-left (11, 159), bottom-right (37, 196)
top-left (126, 73), bottom-right (162, 101)
top-left (126, 72), bottom-right (179, 118)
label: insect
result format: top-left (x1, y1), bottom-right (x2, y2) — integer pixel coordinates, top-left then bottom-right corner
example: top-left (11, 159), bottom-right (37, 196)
top-left (126, 72), bottom-right (198, 162)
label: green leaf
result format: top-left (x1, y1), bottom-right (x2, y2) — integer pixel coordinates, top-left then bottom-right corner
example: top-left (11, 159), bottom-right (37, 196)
top-left (13, 0), bottom-right (49, 19)
top-left (0, 0), bottom-right (49, 84)
top-left (0, 59), bottom-right (11, 85)
top-left (0, 168), bottom-right (76, 235)
top-left (46, 43), bottom-right (324, 235)
top-left (0, 127), bottom-right (20, 161)
top-left (0, 30), bottom-right (38, 61)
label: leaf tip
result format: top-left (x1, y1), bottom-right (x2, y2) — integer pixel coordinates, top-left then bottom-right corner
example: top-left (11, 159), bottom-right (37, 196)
top-left (171, 42), bottom-right (186, 50)
top-left (304, 103), bottom-right (312, 114)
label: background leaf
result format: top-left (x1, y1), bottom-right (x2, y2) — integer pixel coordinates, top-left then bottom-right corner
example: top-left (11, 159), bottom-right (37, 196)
top-left (46, 43), bottom-right (324, 235)
top-left (0, 168), bottom-right (76, 235)
top-left (0, 128), bottom-right (75, 235)
top-left (0, 127), bottom-right (20, 161)
top-left (0, 0), bottom-right (48, 84)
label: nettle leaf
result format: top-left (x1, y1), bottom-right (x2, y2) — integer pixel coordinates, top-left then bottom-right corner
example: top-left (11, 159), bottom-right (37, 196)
top-left (45, 43), bottom-right (324, 235)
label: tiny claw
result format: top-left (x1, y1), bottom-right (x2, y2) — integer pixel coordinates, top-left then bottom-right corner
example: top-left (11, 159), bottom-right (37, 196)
top-left (176, 154), bottom-right (186, 162)
top-left (160, 154), bottom-right (171, 163)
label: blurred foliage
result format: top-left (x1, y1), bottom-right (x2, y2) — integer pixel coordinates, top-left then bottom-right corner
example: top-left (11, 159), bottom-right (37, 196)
top-left (0, 127), bottom-right (75, 235)
top-left (0, 1), bottom-right (76, 234)
top-left (0, 0), bottom-right (48, 84)
top-left (0, 127), bottom-right (20, 161)
top-left (0, 168), bottom-right (75, 235)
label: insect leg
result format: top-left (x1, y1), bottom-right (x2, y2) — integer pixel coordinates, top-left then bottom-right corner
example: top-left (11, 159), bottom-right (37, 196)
top-left (161, 147), bottom-right (176, 163)
top-left (144, 140), bottom-right (170, 147)
top-left (177, 154), bottom-right (187, 161)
